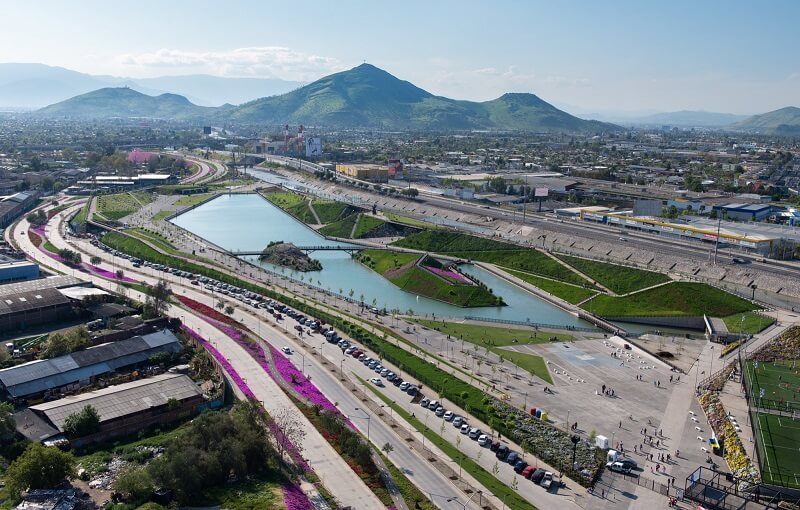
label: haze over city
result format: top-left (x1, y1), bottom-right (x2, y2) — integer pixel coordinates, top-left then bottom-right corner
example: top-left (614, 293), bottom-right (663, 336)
top-left (1, 0), bottom-right (799, 113)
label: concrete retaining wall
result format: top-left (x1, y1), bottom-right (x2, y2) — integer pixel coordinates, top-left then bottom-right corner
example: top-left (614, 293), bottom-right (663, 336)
top-left (605, 315), bottom-right (706, 330)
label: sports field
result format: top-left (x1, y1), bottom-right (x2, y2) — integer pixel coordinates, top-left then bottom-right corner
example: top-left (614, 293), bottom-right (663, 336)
top-left (754, 412), bottom-right (800, 488)
top-left (745, 359), bottom-right (800, 411)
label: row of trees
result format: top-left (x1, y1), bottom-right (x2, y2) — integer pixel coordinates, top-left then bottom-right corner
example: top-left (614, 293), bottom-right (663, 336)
top-left (57, 247), bottom-right (82, 265)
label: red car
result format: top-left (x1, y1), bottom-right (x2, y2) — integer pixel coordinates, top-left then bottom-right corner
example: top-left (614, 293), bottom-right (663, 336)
top-left (351, 349), bottom-right (362, 357)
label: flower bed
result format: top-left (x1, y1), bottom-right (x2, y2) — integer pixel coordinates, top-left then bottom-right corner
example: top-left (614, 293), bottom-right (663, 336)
top-left (750, 326), bottom-right (800, 362)
top-left (281, 483), bottom-right (314, 510)
top-left (492, 399), bottom-right (604, 485)
top-left (180, 325), bottom-right (309, 473)
top-left (175, 295), bottom-right (238, 326)
top-left (84, 264), bottom-right (139, 283)
top-left (422, 265), bottom-right (469, 284)
top-left (701, 362), bottom-right (736, 392)
top-left (268, 345), bottom-right (340, 414)
top-left (698, 390), bottom-right (759, 482)
top-left (28, 230), bottom-right (42, 248)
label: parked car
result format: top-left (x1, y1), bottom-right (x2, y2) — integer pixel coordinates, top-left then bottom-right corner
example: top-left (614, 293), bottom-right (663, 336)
top-left (399, 382), bottom-right (410, 391)
top-left (406, 386), bottom-right (418, 396)
top-left (444, 411), bottom-right (454, 421)
top-left (452, 416), bottom-right (464, 428)
top-left (514, 460), bottom-right (528, 473)
top-left (541, 472), bottom-right (554, 489)
top-left (606, 461), bottom-right (631, 474)
top-left (490, 441), bottom-right (501, 452)
top-left (435, 406), bottom-right (445, 417)
top-left (420, 397), bottom-right (430, 408)
top-left (530, 468), bottom-right (546, 484)
top-left (477, 434), bottom-right (490, 447)
top-left (496, 445), bottom-right (509, 460)
top-left (506, 452), bottom-right (519, 465)
top-left (521, 465), bottom-right (535, 479)
top-left (468, 428), bottom-right (481, 440)
top-left (460, 424), bottom-right (470, 434)
top-left (427, 400), bottom-right (439, 410)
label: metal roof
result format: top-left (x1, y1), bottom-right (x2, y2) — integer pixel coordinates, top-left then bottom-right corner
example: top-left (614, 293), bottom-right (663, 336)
top-left (0, 329), bottom-right (181, 398)
top-left (30, 373), bottom-right (201, 430)
top-left (0, 288), bottom-right (70, 316)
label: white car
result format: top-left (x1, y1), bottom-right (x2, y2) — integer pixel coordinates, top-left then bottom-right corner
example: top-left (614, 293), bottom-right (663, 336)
top-left (541, 471), bottom-right (554, 489)
top-left (281, 346), bottom-right (293, 355)
top-left (477, 434), bottom-right (490, 446)
top-left (370, 377), bottom-right (384, 387)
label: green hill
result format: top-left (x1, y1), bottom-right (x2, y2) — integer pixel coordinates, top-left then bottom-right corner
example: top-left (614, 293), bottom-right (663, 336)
top-left (228, 64), bottom-right (620, 132)
top-left (729, 106), bottom-right (800, 134)
top-left (35, 87), bottom-right (219, 120)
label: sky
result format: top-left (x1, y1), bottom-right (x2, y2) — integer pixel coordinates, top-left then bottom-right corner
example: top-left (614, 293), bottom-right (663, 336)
top-left (1, 0), bottom-right (799, 115)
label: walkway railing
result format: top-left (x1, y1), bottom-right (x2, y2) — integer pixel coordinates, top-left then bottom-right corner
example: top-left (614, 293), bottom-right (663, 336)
top-left (462, 315), bottom-right (598, 333)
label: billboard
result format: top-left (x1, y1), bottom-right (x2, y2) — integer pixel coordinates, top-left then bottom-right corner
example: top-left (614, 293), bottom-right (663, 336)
top-left (633, 199), bottom-right (663, 217)
top-left (305, 137), bottom-right (322, 157)
top-left (534, 187), bottom-right (549, 197)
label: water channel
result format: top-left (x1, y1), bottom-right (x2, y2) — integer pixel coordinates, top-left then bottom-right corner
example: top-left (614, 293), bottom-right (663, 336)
top-left (171, 192), bottom-right (591, 328)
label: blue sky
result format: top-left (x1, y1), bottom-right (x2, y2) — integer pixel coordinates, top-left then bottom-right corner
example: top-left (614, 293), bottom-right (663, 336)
top-left (1, 0), bottom-right (798, 114)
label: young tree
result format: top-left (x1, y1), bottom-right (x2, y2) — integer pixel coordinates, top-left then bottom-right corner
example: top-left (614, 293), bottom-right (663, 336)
top-left (90, 255), bottom-right (101, 265)
top-left (224, 305), bottom-right (235, 315)
top-left (113, 465), bottom-right (154, 506)
top-left (381, 442), bottom-right (394, 455)
top-left (5, 443), bottom-right (76, 499)
top-left (63, 405), bottom-right (101, 438)
top-left (272, 406), bottom-right (306, 460)
top-left (145, 279), bottom-right (172, 317)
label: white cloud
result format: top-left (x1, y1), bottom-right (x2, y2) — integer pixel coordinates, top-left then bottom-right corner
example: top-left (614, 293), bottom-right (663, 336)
top-left (114, 47), bottom-right (345, 80)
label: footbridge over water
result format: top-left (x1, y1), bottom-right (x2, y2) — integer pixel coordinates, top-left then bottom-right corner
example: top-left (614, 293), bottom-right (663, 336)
top-left (229, 244), bottom-right (392, 256)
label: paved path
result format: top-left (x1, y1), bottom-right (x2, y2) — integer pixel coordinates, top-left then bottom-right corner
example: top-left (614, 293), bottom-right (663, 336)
top-left (10, 205), bottom-right (384, 510)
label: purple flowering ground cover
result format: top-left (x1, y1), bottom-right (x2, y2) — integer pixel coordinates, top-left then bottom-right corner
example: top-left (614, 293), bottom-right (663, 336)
top-left (281, 483), bottom-right (314, 510)
top-left (180, 325), bottom-right (310, 472)
top-left (268, 345), bottom-right (341, 414)
top-left (423, 265), bottom-right (468, 283)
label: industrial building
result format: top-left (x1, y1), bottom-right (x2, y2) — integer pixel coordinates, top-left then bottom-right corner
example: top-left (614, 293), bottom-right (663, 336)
top-left (0, 287), bottom-right (73, 333)
top-left (562, 206), bottom-right (799, 257)
top-left (0, 257), bottom-right (39, 283)
top-left (0, 191), bottom-right (38, 228)
top-left (0, 329), bottom-right (183, 401)
top-left (14, 373), bottom-right (206, 446)
top-left (335, 163), bottom-right (389, 182)
top-left (712, 203), bottom-right (775, 222)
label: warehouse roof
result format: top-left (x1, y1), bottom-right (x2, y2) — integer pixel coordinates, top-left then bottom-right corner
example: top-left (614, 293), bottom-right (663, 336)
top-left (0, 288), bottom-right (70, 316)
top-left (0, 329), bottom-right (182, 398)
top-left (0, 276), bottom-right (87, 298)
top-left (30, 373), bottom-right (201, 431)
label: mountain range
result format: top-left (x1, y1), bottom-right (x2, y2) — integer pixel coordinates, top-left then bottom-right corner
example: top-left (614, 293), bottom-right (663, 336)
top-left (0, 63), bottom-right (303, 107)
top-left (728, 107), bottom-right (800, 135)
top-left (33, 64), bottom-right (620, 132)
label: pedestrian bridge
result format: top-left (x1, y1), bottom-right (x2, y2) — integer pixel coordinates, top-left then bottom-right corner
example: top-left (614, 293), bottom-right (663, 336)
top-left (229, 244), bottom-right (390, 256)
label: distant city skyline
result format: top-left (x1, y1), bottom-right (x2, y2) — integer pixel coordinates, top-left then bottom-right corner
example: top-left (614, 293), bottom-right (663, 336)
top-left (1, 0), bottom-right (798, 114)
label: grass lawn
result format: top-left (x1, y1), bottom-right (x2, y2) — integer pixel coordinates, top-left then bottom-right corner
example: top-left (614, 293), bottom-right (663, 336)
top-left (175, 192), bottom-right (215, 207)
top-left (42, 239), bottom-right (59, 254)
top-left (353, 214), bottom-right (386, 238)
top-left (555, 254), bottom-right (670, 294)
top-left (384, 212), bottom-right (440, 229)
top-left (754, 412), bottom-right (800, 489)
top-left (413, 319), bottom-right (569, 383)
top-left (495, 348), bottom-right (552, 384)
top-left (358, 250), bottom-right (504, 307)
top-left (505, 268), bottom-right (597, 304)
top-left (151, 210), bottom-right (174, 221)
top-left (260, 191), bottom-right (315, 223)
top-left (71, 203), bottom-right (89, 225)
top-left (359, 376), bottom-right (537, 510)
top-left (96, 192), bottom-right (154, 221)
top-left (392, 230), bottom-right (589, 285)
top-left (413, 319), bottom-right (573, 347)
top-left (723, 311), bottom-right (775, 335)
top-left (583, 282), bottom-right (756, 318)
top-left (310, 200), bottom-right (351, 223)
top-left (318, 213), bottom-right (358, 238)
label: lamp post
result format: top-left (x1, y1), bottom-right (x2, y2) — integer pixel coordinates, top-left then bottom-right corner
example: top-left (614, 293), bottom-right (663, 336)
top-left (353, 407), bottom-right (371, 441)
top-left (380, 404), bottom-right (394, 419)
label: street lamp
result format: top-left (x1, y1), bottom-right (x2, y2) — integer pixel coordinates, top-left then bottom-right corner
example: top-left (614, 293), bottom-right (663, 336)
top-left (353, 407), bottom-right (371, 441)
top-left (380, 404), bottom-right (394, 419)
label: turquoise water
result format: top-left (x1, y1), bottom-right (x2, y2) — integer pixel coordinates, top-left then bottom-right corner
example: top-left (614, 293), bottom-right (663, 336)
top-left (171, 193), bottom-right (589, 328)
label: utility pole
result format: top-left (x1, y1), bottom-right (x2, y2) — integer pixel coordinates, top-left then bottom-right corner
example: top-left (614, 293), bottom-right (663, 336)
top-left (713, 212), bottom-right (722, 265)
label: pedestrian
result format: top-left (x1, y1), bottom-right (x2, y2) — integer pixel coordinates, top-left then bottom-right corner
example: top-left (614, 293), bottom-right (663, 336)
top-left (602, 384), bottom-right (606, 393)
top-left (619, 420), bottom-right (622, 428)
top-left (659, 429), bottom-right (662, 436)
top-left (676, 449), bottom-right (680, 458)
top-left (650, 453), bottom-right (653, 461)
top-left (634, 445), bottom-right (637, 453)
top-left (601, 489), bottom-right (605, 498)
top-left (670, 375), bottom-right (673, 383)
top-left (657, 462), bottom-right (660, 471)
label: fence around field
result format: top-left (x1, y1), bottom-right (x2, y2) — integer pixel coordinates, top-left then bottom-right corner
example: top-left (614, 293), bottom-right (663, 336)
top-left (742, 359), bottom-right (800, 414)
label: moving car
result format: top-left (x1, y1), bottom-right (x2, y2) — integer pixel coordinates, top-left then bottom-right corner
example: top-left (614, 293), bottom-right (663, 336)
top-left (281, 347), bottom-right (293, 355)
top-left (369, 377), bottom-right (384, 387)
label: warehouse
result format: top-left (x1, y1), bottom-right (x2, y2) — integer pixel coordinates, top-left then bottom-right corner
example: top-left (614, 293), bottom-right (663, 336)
top-left (14, 373), bottom-right (206, 446)
top-left (0, 257), bottom-right (39, 283)
top-left (0, 287), bottom-right (73, 332)
top-left (713, 203), bottom-right (775, 222)
top-left (0, 329), bottom-right (182, 401)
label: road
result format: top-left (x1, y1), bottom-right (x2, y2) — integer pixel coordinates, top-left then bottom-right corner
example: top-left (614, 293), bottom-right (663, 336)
top-left (260, 154), bottom-right (800, 284)
top-left (9, 204), bottom-right (385, 510)
top-left (13, 201), bottom-right (511, 510)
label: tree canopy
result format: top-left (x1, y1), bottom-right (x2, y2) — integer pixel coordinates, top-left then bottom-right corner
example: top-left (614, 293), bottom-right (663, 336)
top-left (4, 443), bottom-right (76, 499)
